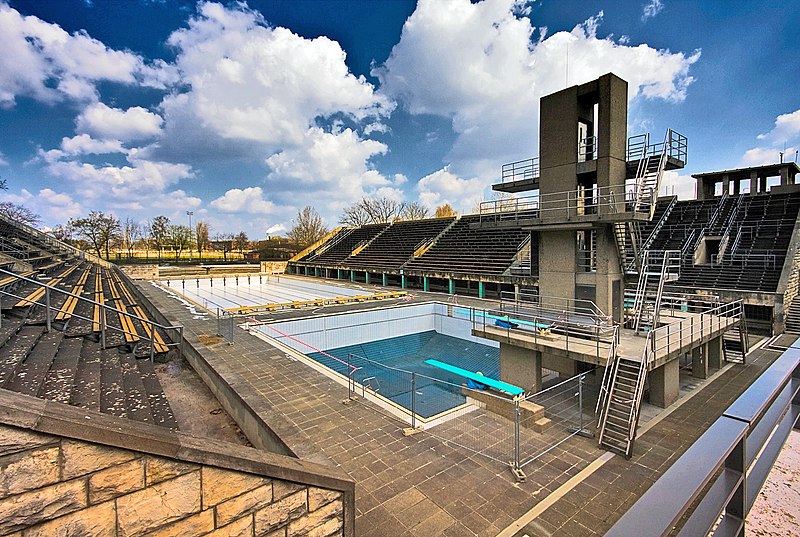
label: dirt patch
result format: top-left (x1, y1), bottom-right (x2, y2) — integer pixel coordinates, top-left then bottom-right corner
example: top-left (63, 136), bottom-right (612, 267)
top-left (197, 334), bottom-right (225, 346)
top-left (747, 430), bottom-right (800, 535)
top-left (155, 357), bottom-right (251, 447)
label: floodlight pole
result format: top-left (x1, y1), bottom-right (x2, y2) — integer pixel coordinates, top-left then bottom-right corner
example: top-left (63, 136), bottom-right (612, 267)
top-left (186, 211), bottom-right (194, 262)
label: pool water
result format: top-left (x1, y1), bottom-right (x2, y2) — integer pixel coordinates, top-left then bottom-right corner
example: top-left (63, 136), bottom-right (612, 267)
top-left (305, 330), bottom-right (499, 418)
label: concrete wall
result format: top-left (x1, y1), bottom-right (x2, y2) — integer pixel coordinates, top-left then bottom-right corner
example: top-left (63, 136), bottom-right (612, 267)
top-left (0, 391), bottom-right (354, 537)
top-left (119, 264), bottom-right (158, 280)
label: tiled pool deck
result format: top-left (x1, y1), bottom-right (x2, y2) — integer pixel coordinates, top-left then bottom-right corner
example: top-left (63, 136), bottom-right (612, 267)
top-left (139, 279), bottom-right (785, 537)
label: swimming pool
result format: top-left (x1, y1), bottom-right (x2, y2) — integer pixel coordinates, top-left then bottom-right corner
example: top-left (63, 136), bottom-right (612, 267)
top-left (252, 303), bottom-right (502, 421)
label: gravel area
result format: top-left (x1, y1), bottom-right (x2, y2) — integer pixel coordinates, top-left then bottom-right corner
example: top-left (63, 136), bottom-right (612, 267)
top-left (747, 430), bottom-right (800, 535)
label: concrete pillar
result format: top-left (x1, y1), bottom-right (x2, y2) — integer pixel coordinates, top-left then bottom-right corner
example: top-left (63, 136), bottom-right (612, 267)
top-left (499, 343), bottom-right (542, 393)
top-left (649, 359), bottom-right (679, 408)
top-left (707, 336), bottom-right (723, 370)
top-left (478, 281), bottom-right (485, 299)
top-left (692, 345), bottom-right (708, 379)
top-left (401, 275), bottom-right (407, 289)
top-left (449, 279), bottom-right (455, 295)
top-left (382, 273), bottom-right (388, 287)
top-left (514, 284), bottom-right (520, 301)
top-left (337, 269), bottom-right (342, 280)
top-left (781, 165), bottom-right (790, 185)
top-left (423, 277), bottom-right (429, 292)
top-left (315, 267), bottom-right (320, 277)
top-left (350, 270), bottom-right (355, 283)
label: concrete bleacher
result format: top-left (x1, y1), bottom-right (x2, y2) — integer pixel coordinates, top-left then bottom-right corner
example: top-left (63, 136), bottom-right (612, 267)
top-left (640, 191), bottom-right (800, 293)
top-left (0, 223), bottom-right (178, 428)
top-left (403, 215), bottom-right (532, 275)
top-left (304, 223), bottom-right (389, 265)
top-left (347, 217), bottom-right (455, 270)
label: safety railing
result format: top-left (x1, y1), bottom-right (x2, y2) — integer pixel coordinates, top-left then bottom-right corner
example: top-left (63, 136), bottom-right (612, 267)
top-left (479, 184), bottom-right (653, 224)
top-left (626, 129), bottom-right (688, 164)
top-left (500, 157), bottom-right (540, 183)
top-left (594, 324), bottom-right (621, 420)
top-left (644, 299), bottom-right (744, 365)
top-left (498, 290), bottom-right (610, 322)
top-left (470, 306), bottom-right (617, 364)
top-left (0, 268), bottom-right (183, 361)
top-left (607, 340), bottom-right (800, 537)
top-left (578, 136), bottom-right (596, 162)
top-left (0, 213), bottom-right (113, 269)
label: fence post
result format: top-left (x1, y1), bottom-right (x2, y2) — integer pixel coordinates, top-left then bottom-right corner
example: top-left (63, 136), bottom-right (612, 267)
top-left (101, 308), bottom-right (107, 349)
top-left (45, 287), bottom-right (52, 332)
top-left (179, 326), bottom-right (184, 359)
top-left (150, 323), bottom-right (155, 362)
top-left (411, 372), bottom-right (417, 430)
top-left (578, 374), bottom-right (584, 434)
top-left (512, 398), bottom-right (525, 481)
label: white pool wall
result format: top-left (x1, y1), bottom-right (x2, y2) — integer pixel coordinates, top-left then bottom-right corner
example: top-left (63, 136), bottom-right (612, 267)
top-left (261, 302), bottom-right (498, 354)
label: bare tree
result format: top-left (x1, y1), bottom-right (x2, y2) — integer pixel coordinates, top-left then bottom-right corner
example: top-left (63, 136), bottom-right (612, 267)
top-left (213, 232), bottom-right (234, 261)
top-left (339, 196), bottom-right (406, 225)
top-left (288, 206), bottom-right (328, 248)
top-left (401, 202), bottom-right (430, 221)
top-left (473, 191), bottom-right (517, 214)
top-left (49, 224), bottom-right (73, 243)
top-left (233, 231), bottom-right (249, 256)
top-left (195, 220), bottom-right (210, 259)
top-left (0, 202), bottom-right (41, 227)
top-left (70, 211), bottom-right (122, 259)
top-left (434, 203), bottom-right (457, 218)
top-left (122, 217), bottom-right (142, 259)
top-left (167, 225), bottom-right (193, 260)
top-left (148, 215), bottom-right (170, 260)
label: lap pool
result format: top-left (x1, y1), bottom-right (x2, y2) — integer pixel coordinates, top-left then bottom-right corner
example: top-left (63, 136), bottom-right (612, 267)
top-left (249, 303), bottom-right (504, 422)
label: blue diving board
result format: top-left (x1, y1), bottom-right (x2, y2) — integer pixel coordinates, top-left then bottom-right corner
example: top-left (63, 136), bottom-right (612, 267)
top-left (424, 359), bottom-right (525, 396)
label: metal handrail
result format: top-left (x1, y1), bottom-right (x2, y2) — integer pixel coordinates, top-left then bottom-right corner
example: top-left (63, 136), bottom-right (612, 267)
top-left (501, 157), bottom-right (540, 183)
top-left (578, 136), bottom-right (596, 162)
top-left (498, 290), bottom-right (611, 322)
top-left (0, 212), bottom-right (113, 269)
top-left (479, 184), bottom-right (650, 224)
top-left (0, 267), bottom-right (183, 361)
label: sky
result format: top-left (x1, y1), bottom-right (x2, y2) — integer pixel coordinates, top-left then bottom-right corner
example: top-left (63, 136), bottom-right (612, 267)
top-left (1, 0), bottom-right (799, 238)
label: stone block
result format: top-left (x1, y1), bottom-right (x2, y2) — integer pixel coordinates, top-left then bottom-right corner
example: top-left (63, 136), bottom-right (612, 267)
top-left (22, 499), bottom-right (116, 537)
top-left (254, 490), bottom-right (308, 536)
top-left (116, 472), bottom-right (201, 537)
top-left (206, 515), bottom-right (254, 537)
top-left (287, 500), bottom-right (342, 537)
top-left (145, 456), bottom-right (199, 486)
top-left (146, 509), bottom-right (214, 537)
top-left (61, 440), bottom-right (137, 480)
top-left (215, 483), bottom-right (273, 527)
top-left (0, 446), bottom-right (60, 498)
top-left (273, 480), bottom-right (304, 500)
top-left (533, 417), bottom-right (552, 433)
top-left (307, 488), bottom-right (341, 512)
top-left (201, 466), bottom-right (269, 509)
top-left (0, 479), bottom-right (86, 534)
top-left (0, 426), bottom-right (53, 457)
top-left (89, 459), bottom-right (145, 504)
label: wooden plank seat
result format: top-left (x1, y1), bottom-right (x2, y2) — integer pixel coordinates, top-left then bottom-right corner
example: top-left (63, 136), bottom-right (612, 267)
top-left (13, 263), bottom-right (80, 308)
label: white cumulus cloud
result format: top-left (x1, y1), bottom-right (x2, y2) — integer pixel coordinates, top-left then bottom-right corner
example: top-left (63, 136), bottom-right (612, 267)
top-left (416, 166), bottom-right (487, 213)
top-left (210, 187), bottom-right (276, 213)
top-left (642, 0), bottom-right (664, 21)
top-left (76, 103), bottom-right (163, 142)
top-left (0, 2), bottom-right (175, 107)
top-left (160, 2), bottom-right (392, 147)
top-left (375, 0), bottom-right (700, 177)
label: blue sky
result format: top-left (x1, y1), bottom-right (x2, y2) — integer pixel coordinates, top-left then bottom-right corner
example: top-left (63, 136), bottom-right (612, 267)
top-left (1, 0), bottom-right (799, 237)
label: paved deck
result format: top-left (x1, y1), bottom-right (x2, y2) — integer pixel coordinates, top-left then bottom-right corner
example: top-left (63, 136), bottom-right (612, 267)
top-left (138, 278), bottom-right (782, 537)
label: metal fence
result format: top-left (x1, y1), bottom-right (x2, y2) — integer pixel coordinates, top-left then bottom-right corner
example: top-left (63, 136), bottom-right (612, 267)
top-left (342, 348), bottom-right (592, 478)
top-left (217, 311), bottom-right (235, 344)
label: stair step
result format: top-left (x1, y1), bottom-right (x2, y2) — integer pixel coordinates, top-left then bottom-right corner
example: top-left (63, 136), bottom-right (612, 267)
top-left (119, 354), bottom-right (154, 425)
top-left (136, 359), bottom-right (177, 429)
top-left (0, 325), bottom-right (44, 385)
top-left (0, 312), bottom-right (28, 349)
top-left (99, 352), bottom-right (128, 418)
top-left (70, 340), bottom-right (102, 412)
top-left (4, 331), bottom-right (63, 395)
top-left (39, 337), bottom-right (82, 404)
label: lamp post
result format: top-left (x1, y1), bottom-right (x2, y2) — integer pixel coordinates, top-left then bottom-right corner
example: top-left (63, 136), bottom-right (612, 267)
top-left (186, 211), bottom-right (194, 262)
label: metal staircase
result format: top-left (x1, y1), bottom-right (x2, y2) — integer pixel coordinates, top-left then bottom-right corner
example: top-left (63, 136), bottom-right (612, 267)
top-left (613, 222), bottom-right (641, 275)
top-left (722, 319), bottom-right (750, 363)
top-left (596, 356), bottom-right (643, 457)
top-left (629, 251), bottom-right (680, 334)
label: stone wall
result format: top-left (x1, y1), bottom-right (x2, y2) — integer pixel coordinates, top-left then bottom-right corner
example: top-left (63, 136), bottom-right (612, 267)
top-left (119, 264), bottom-right (159, 280)
top-left (0, 391), bottom-right (354, 537)
top-left (0, 423), bottom-right (344, 537)
top-left (261, 261), bottom-right (288, 274)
